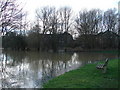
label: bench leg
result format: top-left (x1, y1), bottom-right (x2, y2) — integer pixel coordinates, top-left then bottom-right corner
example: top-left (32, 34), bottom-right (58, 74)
top-left (103, 67), bottom-right (107, 73)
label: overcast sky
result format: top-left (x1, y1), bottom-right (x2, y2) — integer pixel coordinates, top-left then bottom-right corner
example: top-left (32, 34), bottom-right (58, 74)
top-left (19, 0), bottom-right (119, 21)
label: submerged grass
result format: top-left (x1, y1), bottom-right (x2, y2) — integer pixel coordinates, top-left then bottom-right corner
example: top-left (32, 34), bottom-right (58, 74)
top-left (43, 59), bottom-right (119, 88)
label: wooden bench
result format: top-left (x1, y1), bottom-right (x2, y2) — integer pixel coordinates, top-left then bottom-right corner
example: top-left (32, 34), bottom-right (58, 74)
top-left (96, 59), bottom-right (109, 73)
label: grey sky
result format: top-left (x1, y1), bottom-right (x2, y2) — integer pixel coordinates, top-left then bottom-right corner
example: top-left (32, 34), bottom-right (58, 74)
top-left (19, 0), bottom-right (119, 21)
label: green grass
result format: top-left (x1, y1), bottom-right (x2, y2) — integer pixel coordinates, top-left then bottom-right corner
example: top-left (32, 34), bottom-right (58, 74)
top-left (43, 59), bottom-right (119, 88)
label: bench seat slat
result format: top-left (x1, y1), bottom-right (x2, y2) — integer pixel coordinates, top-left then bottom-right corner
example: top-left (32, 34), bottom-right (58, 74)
top-left (96, 64), bottom-right (104, 69)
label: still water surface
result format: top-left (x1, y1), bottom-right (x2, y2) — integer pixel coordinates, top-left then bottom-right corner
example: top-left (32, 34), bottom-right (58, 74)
top-left (0, 51), bottom-right (119, 88)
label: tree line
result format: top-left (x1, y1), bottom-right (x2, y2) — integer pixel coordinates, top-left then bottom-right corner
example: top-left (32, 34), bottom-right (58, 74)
top-left (0, 0), bottom-right (119, 52)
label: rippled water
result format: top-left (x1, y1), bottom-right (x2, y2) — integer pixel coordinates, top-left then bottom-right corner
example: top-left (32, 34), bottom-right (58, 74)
top-left (0, 50), bottom-right (119, 88)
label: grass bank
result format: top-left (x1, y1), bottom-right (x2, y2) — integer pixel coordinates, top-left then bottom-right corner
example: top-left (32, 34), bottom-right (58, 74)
top-left (43, 59), bottom-right (119, 88)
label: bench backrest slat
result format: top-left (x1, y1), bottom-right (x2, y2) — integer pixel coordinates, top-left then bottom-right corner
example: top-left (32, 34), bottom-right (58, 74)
top-left (103, 59), bottom-right (109, 67)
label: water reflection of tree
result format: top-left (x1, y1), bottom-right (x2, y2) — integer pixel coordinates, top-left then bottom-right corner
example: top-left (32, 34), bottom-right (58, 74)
top-left (0, 52), bottom-right (94, 87)
top-left (1, 51), bottom-right (76, 88)
top-left (2, 51), bottom-right (26, 65)
top-left (1, 51), bottom-right (118, 88)
top-left (0, 51), bottom-right (26, 88)
top-left (1, 53), bottom-right (9, 88)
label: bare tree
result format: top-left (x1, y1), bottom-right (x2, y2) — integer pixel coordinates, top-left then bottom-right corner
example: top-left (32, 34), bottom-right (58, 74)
top-left (36, 7), bottom-right (53, 34)
top-left (47, 7), bottom-right (59, 34)
top-left (88, 9), bottom-right (102, 34)
top-left (58, 7), bottom-right (72, 33)
top-left (0, 0), bottom-right (25, 35)
top-left (75, 10), bottom-right (89, 35)
top-left (36, 7), bottom-right (73, 34)
top-left (75, 9), bottom-right (102, 35)
top-left (36, 7), bottom-right (60, 34)
top-left (30, 24), bottom-right (41, 33)
top-left (103, 8), bottom-right (118, 33)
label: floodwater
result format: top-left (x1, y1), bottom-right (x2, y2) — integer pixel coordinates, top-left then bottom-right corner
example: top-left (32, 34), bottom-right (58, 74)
top-left (0, 50), bottom-right (119, 88)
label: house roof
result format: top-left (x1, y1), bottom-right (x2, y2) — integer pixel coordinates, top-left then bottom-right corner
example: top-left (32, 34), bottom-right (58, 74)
top-left (98, 31), bottom-right (119, 37)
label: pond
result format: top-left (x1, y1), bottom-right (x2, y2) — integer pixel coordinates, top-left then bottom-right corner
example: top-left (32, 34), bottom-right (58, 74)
top-left (0, 50), bottom-right (119, 88)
